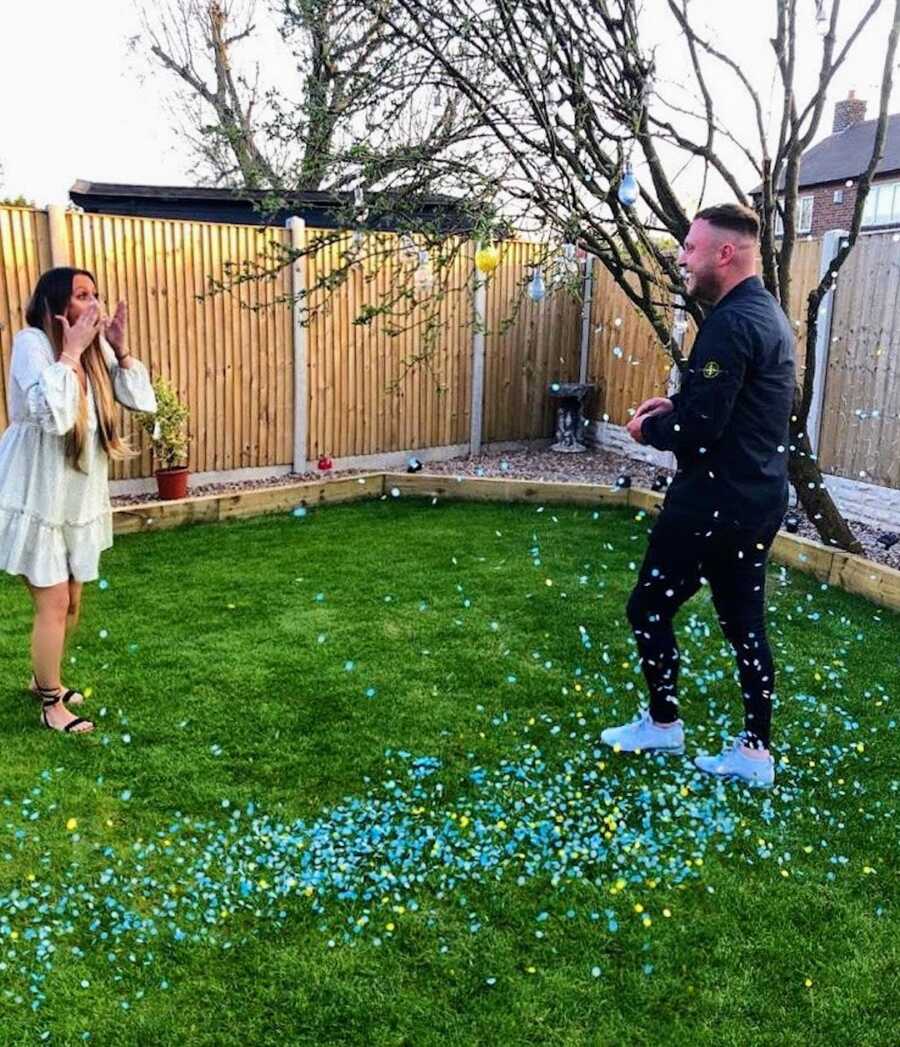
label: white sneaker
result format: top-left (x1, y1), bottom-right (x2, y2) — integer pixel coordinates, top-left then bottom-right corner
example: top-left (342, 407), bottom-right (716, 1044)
top-left (694, 739), bottom-right (775, 788)
top-left (600, 711), bottom-right (685, 754)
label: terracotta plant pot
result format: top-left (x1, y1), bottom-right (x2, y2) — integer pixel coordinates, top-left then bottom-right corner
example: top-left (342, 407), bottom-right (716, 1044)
top-left (155, 467), bottom-right (190, 501)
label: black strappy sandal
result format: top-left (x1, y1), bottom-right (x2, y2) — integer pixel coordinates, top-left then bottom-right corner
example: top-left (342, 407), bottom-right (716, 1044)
top-left (29, 677), bottom-right (84, 707)
top-left (39, 690), bottom-right (94, 735)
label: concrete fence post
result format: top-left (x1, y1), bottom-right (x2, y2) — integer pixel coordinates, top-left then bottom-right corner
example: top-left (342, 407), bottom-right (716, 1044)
top-left (470, 263), bottom-right (487, 456)
top-left (287, 216), bottom-right (308, 475)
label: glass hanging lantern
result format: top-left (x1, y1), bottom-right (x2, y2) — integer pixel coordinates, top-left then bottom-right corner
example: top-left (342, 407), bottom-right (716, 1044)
top-left (528, 266), bottom-right (546, 302)
top-left (815, 1), bottom-right (828, 35)
top-left (617, 163), bottom-right (639, 207)
top-left (561, 241), bottom-right (579, 278)
top-left (351, 186), bottom-right (366, 250)
top-left (414, 249), bottom-right (434, 294)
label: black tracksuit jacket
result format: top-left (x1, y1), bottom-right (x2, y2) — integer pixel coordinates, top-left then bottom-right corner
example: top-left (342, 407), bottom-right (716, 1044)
top-left (641, 276), bottom-right (796, 530)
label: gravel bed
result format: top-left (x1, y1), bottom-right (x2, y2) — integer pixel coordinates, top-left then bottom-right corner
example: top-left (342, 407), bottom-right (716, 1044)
top-left (111, 446), bottom-right (899, 571)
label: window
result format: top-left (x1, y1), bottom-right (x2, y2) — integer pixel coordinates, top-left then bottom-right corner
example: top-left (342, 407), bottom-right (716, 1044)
top-left (797, 195), bottom-right (814, 233)
top-left (862, 180), bottom-right (900, 226)
top-left (774, 195), bottom-right (814, 235)
top-left (833, 189), bottom-right (844, 204)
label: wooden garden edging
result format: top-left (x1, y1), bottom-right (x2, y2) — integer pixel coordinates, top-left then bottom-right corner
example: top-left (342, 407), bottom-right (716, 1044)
top-left (111, 473), bottom-right (900, 613)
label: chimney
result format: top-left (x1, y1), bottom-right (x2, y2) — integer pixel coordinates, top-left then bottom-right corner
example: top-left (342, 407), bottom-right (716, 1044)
top-left (833, 90), bottom-right (868, 133)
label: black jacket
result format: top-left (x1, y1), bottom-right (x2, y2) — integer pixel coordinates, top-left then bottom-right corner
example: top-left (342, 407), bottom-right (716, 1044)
top-left (641, 276), bottom-right (795, 529)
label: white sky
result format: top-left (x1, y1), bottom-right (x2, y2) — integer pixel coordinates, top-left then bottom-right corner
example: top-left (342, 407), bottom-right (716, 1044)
top-left (0, 0), bottom-right (897, 207)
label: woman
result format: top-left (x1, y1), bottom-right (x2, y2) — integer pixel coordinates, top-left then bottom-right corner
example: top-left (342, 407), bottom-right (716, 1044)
top-left (0, 268), bottom-right (157, 734)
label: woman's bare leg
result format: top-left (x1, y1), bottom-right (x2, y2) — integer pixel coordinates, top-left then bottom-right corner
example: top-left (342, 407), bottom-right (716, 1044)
top-left (23, 579), bottom-right (93, 733)
top-left (66, 579), bottom-right (83, 639)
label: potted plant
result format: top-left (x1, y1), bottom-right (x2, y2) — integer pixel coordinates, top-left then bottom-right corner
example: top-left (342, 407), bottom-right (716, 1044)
top-left (138, 377), bottom-right (190, 500)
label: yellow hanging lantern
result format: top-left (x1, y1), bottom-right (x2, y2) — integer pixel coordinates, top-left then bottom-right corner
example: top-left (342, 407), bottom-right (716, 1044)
top-left (475, 243), bottom-right (500, 274)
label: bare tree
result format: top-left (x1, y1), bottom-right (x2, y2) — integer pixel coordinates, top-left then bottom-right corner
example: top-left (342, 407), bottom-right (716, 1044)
top-left (332, 0), bottom-right (897, 554)
top-left (136, 0), bottom-right (491, 193)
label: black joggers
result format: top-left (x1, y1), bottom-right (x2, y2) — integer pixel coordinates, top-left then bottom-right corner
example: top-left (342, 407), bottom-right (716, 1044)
top-left (626, 512), bottom-right (780, 750)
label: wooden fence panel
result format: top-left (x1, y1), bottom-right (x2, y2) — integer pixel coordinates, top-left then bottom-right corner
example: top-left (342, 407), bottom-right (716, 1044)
top-left (4, 205), bottom-right (895, 490)
top-left (819, 232), bottom-right (900, 488)
top-left (585, 264), bottom-right (672, 424)
top-left (482, 242), bottom-right (583, 442)
top-left (303, 231), bottom-right (472, 459)
top-left (0, 207), bottom-right (51, 430)
top-left (785, 237), bottom-right (823, 379)
top-left (65, 212), bottom-right (294, 478)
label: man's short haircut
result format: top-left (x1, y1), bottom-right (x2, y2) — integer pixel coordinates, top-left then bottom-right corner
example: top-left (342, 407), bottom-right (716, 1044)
top-left (693, 203), bottom-right (759, 241)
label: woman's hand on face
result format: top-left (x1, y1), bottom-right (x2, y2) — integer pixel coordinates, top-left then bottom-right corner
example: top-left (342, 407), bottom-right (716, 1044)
top-left (104, 300), bottom-right (127, 354)
top-left (55, 303), bottom-right (102, 359)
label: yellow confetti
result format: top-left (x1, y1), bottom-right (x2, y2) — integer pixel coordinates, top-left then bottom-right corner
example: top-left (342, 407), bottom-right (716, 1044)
top-left (66, 818), bottom-right (78, 832)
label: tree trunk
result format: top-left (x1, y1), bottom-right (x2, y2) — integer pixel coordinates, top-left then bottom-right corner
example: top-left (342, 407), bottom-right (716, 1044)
top-left (788, 409), bottom-right (863, 554)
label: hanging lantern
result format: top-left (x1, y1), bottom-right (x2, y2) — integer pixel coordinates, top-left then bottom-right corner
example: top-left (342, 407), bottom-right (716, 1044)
top-left (414, 249), bottom-right (434, 294)
top-left (350, 186), bottom-right (367, 252)
top-left (617, 163), bottom-right (640, 207)
top-left (561, 241), bottom-right (579, 278)
top-left (528, 266), bottom-right (546, 302)
top-left (475, 243), bottom-right (500, 274)
top-left (399, 233), bottom-right (418, 260)
top-left (815, 1), bottom-right (828, 35)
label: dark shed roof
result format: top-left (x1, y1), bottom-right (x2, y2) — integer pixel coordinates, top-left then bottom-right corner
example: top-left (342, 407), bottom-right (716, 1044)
top-left (68, 180), bottom-right (474, 233)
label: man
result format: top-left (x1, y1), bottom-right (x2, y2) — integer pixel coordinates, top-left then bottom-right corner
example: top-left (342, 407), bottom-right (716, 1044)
top-left (599, 203), bottom-right (795, 788)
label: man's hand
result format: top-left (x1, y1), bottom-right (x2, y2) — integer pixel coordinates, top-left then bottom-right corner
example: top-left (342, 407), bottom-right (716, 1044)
top-left (626, 413), bottom-right (647, 443)
top-left (627, 397), bottom-right (674, 444)
top-left (634, 396), bottom-right (674, 421)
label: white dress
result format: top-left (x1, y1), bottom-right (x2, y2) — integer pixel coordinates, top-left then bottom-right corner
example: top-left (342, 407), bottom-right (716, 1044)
top-left (0, 327), bottom-right (157, 587)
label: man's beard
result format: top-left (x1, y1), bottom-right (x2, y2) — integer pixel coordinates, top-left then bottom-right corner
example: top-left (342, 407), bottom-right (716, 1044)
top-left (685, 270), bottom-right (717, 306)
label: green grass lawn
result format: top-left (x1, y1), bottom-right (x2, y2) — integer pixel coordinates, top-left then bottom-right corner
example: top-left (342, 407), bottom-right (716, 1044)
top-left (1, 496), bottom-right (898, 1046)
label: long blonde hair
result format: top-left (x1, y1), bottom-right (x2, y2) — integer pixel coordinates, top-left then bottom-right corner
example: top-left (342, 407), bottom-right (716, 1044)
top-left (26, 267), bottom-right (132, 471)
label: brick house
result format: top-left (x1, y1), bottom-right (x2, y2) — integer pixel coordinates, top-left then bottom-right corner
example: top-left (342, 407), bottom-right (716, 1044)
top-left (755, 91), bottom-right (900, 237)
